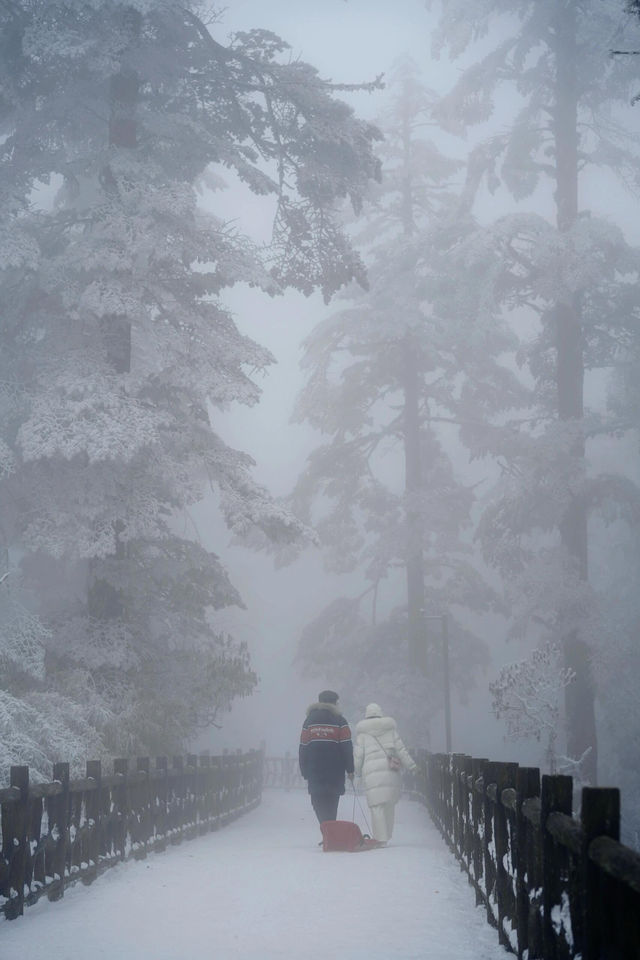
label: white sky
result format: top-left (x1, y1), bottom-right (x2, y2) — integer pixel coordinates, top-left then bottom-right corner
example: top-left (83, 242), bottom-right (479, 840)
top-left (215, 0), bottom-right (445, 104)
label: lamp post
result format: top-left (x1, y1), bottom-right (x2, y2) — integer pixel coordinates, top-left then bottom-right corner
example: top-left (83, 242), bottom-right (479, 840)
top-left (425, 613), bottom-right (451, 754)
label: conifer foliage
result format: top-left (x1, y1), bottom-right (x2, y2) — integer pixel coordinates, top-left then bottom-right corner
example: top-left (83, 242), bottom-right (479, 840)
top-left (292, 63), bottom-right (517, 743)
top-left (0, 1), bottom-right (381, 775)
top-left (433, 0), bottom-right (640, 782)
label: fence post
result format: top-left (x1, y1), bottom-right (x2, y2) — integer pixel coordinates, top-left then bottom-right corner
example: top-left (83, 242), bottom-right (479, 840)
top-left (494, 762), bottom-right (518, 951)
top-left (113, 758), bottom-right (129, 861)
top-left (514, 766), bottom-right (540, 960)
top-left (258, 742), bottom-right (266, 801)
top-left (211, 755), bottom-right (221, 828)
top-left (451, 754), bottom-right (460, 855)
top-left (460, 755), bottom-right (473, 872)
top-left (416, 749), bottom-right (427, 807)
top-left (541, 774), bottom-right (573, 959)
top-left (496, 763), bottom-right (518, 951)
top-left (48, 761), bottom-right (69, 902)
top-left (239, 750), bottom-right (246, 810)
top-left (483, 760), bottom-right (500, 929)
top-left (3, 765), bottom-right (29, 919)
top-left (256, 749), bottom-right (262, 805)
top-left (199, 755), bottom-right (213, 832)
top-left (451, 754), bottom-right (466, 859)
top-left (445, 754), bottom-right (454, 847)
top-left (155, 756), bottom-right (168, 851)
top-left (470, 758), bottom-right (487, 905)
top-left (135, 757), bottom-right (150, 859)
top-left (221, 752), bottom-right (231, 821)
top-left (85, 760), bottom-right (102, 882)
top-left (581, 787), bottom-right (620, 960)
top-left (172, 755), bottom-right (184, 842)
top-left (187, 753), bottom-right (198, 834)
top-left (424, 752), bottom-right (434, 818)
top-left (29, 784), bottom-right (44, 892)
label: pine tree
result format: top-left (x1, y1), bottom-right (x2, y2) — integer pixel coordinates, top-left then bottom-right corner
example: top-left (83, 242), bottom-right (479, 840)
top-left (0, 1), bottom-right (381, 766)
top-left (292, 62), bottom-right (518, 741)
top-left (433, 0), bottom-right (640, 782)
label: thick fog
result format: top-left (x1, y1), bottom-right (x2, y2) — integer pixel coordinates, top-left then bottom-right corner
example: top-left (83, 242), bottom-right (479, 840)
top-left (191, 0), bottom-right (500, 758)
top-left (192, 1), bottom-right (640, 780)
top-left (2, 0), bottom-right (640, 848)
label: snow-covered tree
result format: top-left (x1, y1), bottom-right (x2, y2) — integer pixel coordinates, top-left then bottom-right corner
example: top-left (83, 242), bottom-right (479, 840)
top-left (626, 1), bottom-right (640, 26)
top-left (291, 62), bottom-right (520, 741)
top-left (0, 1), bottom-right (381, 766)
top-left (432, 0), bottom-right (640, 781)
top-left (490, 640), bottom-right (575, 773)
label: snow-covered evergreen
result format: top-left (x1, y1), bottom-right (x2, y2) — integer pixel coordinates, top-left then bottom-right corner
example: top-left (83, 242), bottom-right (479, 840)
top-left (291, 63), bottom-right (522, 743)
top-left (0, 1), bottom-right (381, 773)
top-left (433, 0), bottom-right (640, 783)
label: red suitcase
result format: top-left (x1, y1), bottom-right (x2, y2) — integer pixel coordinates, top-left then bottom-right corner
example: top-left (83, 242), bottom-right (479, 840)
top-left (320, 820), bottom-right (382, 852)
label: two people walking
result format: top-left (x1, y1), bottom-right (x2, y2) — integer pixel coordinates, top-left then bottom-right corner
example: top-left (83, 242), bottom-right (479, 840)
top-left (298, 690), bottom-right (416, 844)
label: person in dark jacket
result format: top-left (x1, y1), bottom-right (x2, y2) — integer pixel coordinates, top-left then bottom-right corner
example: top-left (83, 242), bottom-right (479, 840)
top-left (299, 689), bottom-right (354, 823)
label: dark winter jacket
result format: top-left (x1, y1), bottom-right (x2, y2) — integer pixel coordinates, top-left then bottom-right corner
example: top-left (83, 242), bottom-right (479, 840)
top-left (299, 701), bottom-right (354, 795)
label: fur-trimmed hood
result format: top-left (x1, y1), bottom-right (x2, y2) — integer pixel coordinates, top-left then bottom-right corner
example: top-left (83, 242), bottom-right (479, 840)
top-left (355, 714), bottom-right (396, 736)
top-left (306, 700), bottom-right (342, 717)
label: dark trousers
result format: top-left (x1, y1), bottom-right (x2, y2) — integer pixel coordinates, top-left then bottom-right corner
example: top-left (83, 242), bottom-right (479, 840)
top-left (310, 790), bottom-right (340, 823)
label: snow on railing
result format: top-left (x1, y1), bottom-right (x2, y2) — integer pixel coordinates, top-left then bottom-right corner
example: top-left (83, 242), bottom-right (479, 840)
top-left (412, 751), bottom-right (640, 959)
top-left (0, 748), bottom-right (263, 921)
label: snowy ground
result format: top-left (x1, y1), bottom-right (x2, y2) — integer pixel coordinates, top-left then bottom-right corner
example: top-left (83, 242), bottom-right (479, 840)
top-left (1, 790), bottom-right (508, 960)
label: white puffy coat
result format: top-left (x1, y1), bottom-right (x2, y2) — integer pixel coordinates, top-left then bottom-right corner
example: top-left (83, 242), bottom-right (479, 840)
top-left (353, 712), bottom-right (416, 808)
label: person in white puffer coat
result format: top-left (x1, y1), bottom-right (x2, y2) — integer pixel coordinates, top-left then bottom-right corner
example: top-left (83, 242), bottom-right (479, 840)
top-left (353, 703), bottom-right (417, 844)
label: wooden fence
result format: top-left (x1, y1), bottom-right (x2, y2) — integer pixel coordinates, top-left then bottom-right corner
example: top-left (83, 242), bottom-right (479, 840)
top-left (0, 749), bottom-right (263, 921)
top-left (410, 751), bottom-right (640, 959)
top-left (263, 753), bottom-right (305, 790)
top-left (263, 753), bottom-right (415, 795)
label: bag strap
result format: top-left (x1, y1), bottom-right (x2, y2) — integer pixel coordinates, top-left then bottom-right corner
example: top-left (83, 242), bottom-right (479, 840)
top-left (370, 733), bottom-right (390, 757)
top-left (370, 733), bottom-right (401, 771)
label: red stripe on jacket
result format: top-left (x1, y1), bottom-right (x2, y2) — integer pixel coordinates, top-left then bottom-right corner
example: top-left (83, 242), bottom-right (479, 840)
top-left (300, 723), bottom-right (352, 745)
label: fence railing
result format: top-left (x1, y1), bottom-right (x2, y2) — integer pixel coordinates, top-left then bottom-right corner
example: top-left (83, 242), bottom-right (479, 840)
top-left (263, 754), bottom-right (306, 790)
top-left (0, 749), bottom-right (263, 921)
top-left (264, 752), bottom-right (418, 795)
top-left (411, 750), bottom-right (640, 959)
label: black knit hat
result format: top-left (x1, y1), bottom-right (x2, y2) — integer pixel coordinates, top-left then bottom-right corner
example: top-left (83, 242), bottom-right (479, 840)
top-left (318, 689), bottom-right (339, 704)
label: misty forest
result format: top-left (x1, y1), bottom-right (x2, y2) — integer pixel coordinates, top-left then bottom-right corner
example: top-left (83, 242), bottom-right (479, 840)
top-left (2, 0), bottom-right (640, 851)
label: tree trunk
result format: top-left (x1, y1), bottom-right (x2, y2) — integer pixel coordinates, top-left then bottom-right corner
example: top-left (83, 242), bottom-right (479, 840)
top-left (553, 1), bottom-right (597, 783)
top-left (399, 96), bottom-right (427, 671)
top-left (89, 7), bottom-right (140, 622)
top-left (403, 334), bottom-right (426, 671)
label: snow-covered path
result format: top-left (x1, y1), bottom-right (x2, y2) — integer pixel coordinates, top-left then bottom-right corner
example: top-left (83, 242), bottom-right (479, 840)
top-left (1, 790), bottom-right (507, 959)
